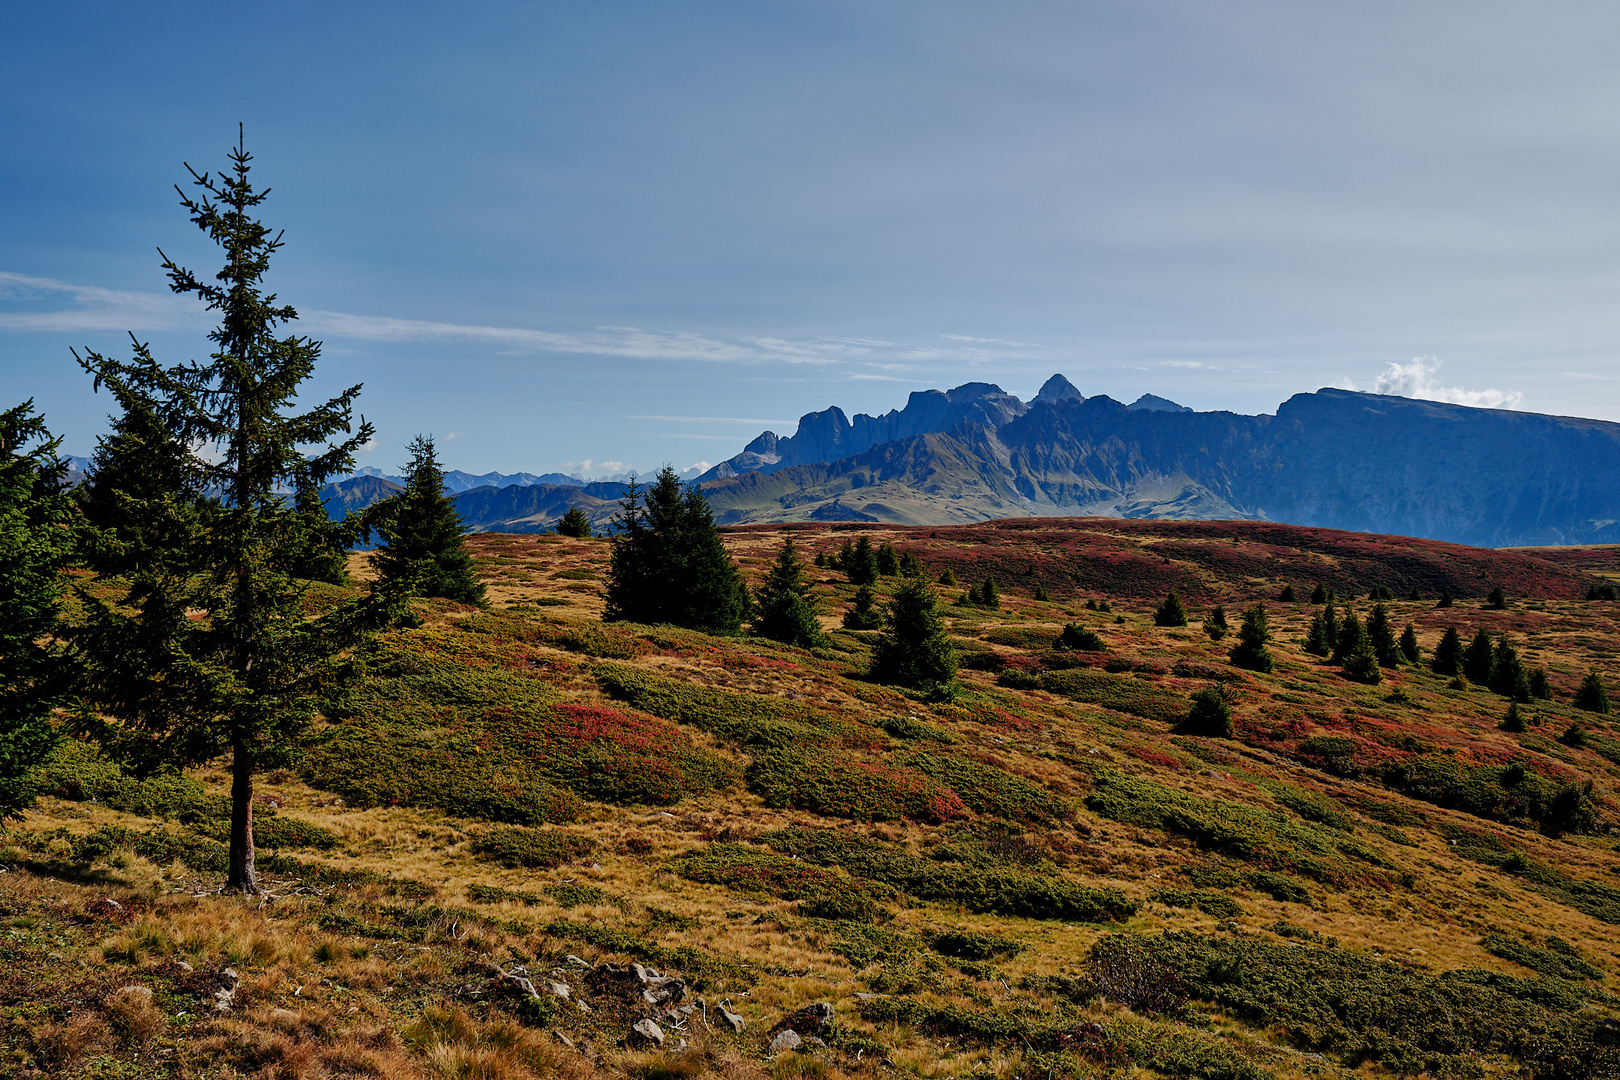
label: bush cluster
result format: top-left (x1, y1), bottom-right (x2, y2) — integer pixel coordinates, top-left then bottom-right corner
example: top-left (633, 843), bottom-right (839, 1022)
top-left (746, 747), bottom-right (969, 823)
top-left (897, 751), bottom-right (1070, 825)
top-left (470, 827), bottom-right (595, 869)
top-left (1040, 669), bottom-right (1190, 724)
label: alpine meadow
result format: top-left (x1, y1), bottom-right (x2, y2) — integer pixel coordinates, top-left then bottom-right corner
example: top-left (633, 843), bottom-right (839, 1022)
top-left (7, 17), bottom-right (1620, 1078)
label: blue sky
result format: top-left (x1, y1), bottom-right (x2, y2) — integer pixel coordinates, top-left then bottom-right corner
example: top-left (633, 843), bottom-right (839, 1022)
top-left (2, 2), bottom-right (1617, 478)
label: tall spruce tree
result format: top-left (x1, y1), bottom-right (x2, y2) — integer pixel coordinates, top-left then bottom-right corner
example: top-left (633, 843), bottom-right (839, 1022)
top-left (752, 536), bottom-right (825, 648)
top-left (1431, 627), bottom-right (1463, 676)
top-left (1228, 605), bottom-right (1275, 673)
top-left (1333, 609), bottom-right (1364, 664)
top-left (869, 569), bottom-right (956, 693)
top-left (0, 403), bottom-right (81, 822)
top-left (1303, 610), bottom-right (1332, 657)
top-left (369, 436), bottom-right (484, 606)
top-left (556, 506), bottom-right (592, 538)
top-left (875, 541), bottom-right (900, 577)
top-left (1462, 629), bottom-right (1496, 686)
top-left (1399, 623), bottom-right (1421, 665)
top-left (1154, 588), bottom-right (1189, 627)
top-left (1489, 639), bottom-right (1530, 702)
top-left (604, 466), bottom-right (749, 634)
top-left (1574, 671), bottom-right (1610, 714)
top-left (69, 133), bottom-right (393, 892)
top-left (285, 477), bottom-right (354, 586)
top-left (842, 584), bottom-right (883, 630)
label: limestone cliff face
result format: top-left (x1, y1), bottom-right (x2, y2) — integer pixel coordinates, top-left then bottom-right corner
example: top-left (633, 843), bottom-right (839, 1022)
top-left (700, 388), bottom-right (1620, 546)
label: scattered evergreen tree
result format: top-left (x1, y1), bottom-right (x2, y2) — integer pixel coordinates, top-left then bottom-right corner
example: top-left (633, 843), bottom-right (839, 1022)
top-left (1203, 605), bottom-right (1228, 641)
top-left (1186, 687), bottom-right (1233, 738)
top-left (78, 390), bottom-right (203, 576)
top-left (370, 436), bottom-right (485, 606)
top-left (1560, 720), bottom-right (1589, 748)
top-left (284, 477), bottom-right (354, 586)
top-left (842, 584), bottom-right (883, 630)
top-left (1462, 629), bottom-right (1496, 686)
top-left (875, 540), bottom-right (899, 577)
top-left (1500, 702), bottom-right (1527, 734)
top-left (0, 403), bottom-right (81, 822)
top-left (1574, 671), bottom-right (1610, 714)
top-left (1489, 639), bottom-right (1530, 702)
top-left (556, 506), bottom-right (592, 538)
top-left (937, 568), bottom-right (957, 586)
top-left (1399, 623), bottom-right (1421, 664)
top-left (68, 134), bottom-right (392, 891)
top-left (1302, 610), bottom-right (1332, 657)
top-left (1486, 585), bottom-right (1507, 610)
top-left (869, 572), bottom-right (957, 694)
top-left (1588, 581), bottom-right (1619, 601)
top-left (1054, 623), bottom-right (1106, 651)
top-left (603, 466), bottom-right (750, 634)
top-left (1229, 605), bottom-right (1275, 673)
top-left (752, 536), bottom-right (824, 648)
top-left (898, 550), bottom-right (926, 577)
top-left (1408, 586), bottom-right (1423, 601)
top-left (1033, 583), bottom-right (1050, 602)
top-left (814, 550), bottom-right (828, 568)
top-left (1154, 588), bottom-right (1189, 627)
top-left (965, 576), bottom-right (1000, 609)
top-left (1529, 667), bottom-right (1552, 700)
top-left (1436, 589), bottom-right (1454, 608)
top-left (1367, 604), bottom-right (1401, 667)
top-left (1310, 582), bottom-right (1333, 604)
top-left (1332, 609), bottom-right (1364, 664)
top-left (845, 536), bottom-right (879, 586)
top-left (1342, 631), bottom-right (1382, 685)
top-left (1431, 627), bottom-right (1464, 676)
top-left (832, 538), bottom-right (853, 571)
top-left (1369, 585), bottom-right (1395, 602)
top-left (1278, 584), bottom-right (1296, 603)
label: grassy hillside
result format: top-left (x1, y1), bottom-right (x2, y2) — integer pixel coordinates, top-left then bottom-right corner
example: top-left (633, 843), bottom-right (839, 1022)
top-left (6, 520), bottom-right (1620, 1079)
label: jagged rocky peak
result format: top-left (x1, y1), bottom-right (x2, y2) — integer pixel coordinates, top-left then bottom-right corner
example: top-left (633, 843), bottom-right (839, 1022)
top-left (1033, 374), bottom-right (1084, 405)
top-left (743, 431), bottom-right (779, 455)
top-left (1127, 393), bottom-right (1193, 413)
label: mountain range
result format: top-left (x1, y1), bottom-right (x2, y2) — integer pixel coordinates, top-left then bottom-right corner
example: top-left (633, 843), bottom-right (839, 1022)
top-left (125, 373), bottom-right (1618, 547)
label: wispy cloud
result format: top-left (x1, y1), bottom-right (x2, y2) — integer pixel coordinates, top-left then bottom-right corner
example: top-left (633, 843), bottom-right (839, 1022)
top-left (622, 414), bottom-right (790, 425)
top-left (0, 271), bottom-right (204, 333)
top-left (1360, 357), bottom-right (1523, 409)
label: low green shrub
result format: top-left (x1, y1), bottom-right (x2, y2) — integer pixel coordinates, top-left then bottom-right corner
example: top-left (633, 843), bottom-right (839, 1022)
top-left (1041, 669), bottom-right (1188, 723)
top-left (671, 842), bottom-right (850, 899)
top-left (981, 627), bottom-right (1059, 649)
top-left (471, 827), bottom-right (594, 869)
top-left (1151, 889), bottom-right (1244, 919)
top-left (930, 930), bottom-right (1025, 960)
top-left (881, 714), bottom-right (958, 743)
top-left (596, 661), bottom-right (864, 747)
top-left (746, 747), bottom-right (969, 823)
top-left (897, 751), bottom-right (1069, 826)
top-left (466, 883), bottom-right (544, 906)
top-left (1481, 934), bottom-right (1603, 980)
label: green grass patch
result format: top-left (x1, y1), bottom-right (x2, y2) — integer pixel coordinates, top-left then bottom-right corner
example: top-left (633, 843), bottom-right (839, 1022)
top-left (1040, 669), bottom-right (1189, 724)
top-left (897, 751), bottom-right (1070, 826)
top-left (470, 827), bottom-right (595, 869)
top-left (746, 748), bottom-right (969, 823)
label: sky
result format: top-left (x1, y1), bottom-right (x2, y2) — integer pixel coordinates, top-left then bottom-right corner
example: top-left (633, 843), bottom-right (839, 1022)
top-left (2, 1), bottom-right (1616, 478)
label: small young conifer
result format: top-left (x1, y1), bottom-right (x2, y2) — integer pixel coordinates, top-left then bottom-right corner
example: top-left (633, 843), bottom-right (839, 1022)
top-left (1279, 584), bottom-right (1297, 602)
top-left (1462, 629), bottom-right (1496, 686)
top-left (834, 538), bottom-right (854, 572)
top-left (1154, 588), bottom-right (1189, 628)
top-left (1437, 589), bottom-right (1454, 608)
top-left (1229, 604), bottom-right (1275, 673)
top-left (1204, 605), bottom-right (1228, 641)
top-left (1500, 702), bottom-right (1527, 734)
top-left (938, 568), bottom-right (957, 586)
top-left (842, 584), bottom-right (883, 630)
top-left (1489, 639), bottom-right (1529, 701)
top-left (1310, 582), bottom-right (1330, 604)
top-left (1186, 687), bottom-right (1233, 738)
top-left (1399, 623), bottom-right (1421, 664)
top-left (869, 571), bottom-right (957, 694)
top-left (846, 536), bottom-right (879, 586)
top-left (1408, 586), bottom-right (1423, 601)
top-left (974, 576), bottom-right (1001, 610)
top-left (752, 536), bottom-right (825, 648)
top-left (898, 550), bottom-right (926, 577)
top-left (370, 436), bottom-right (485, 607)
top-left (1303, 611), bottom-right (1332, 657)
top-left (285, 477), bottom-right (355, 586)
top-left (1560, 720), bottom-right (1589, 748)
top-left (1486, 585), bottom-right (1507, 610)
top-left (1529, 667), bottom-right (1552, 700)
top-left (1054, 623), bottom-right (1106, 651)
top-left (556, 506), bottom-right (592, 538)
top-left (814, 550), bottom-right (828, 568)
top-left (1333, 609), bottom-right (1364, 664)
top-left (875, 540), bottom-right (899, 577)
top-left (1431, 627), bottom-right (1463, 675)
top-left (1574, 671), bottom-right (1610, 714)
top-left (1033, 583), bottom-right (1050, 602)
top-left (1342, 632), bottom-right (1382, 685)
top-left (1367, 604), bottom-right (1401, 667)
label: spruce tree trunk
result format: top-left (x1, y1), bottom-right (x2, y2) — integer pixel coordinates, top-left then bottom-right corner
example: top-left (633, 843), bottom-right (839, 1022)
top-left (227, 740), bottom-right (258, 894)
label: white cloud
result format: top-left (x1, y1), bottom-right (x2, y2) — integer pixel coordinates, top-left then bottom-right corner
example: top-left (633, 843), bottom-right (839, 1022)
top-left (679, 462), bottom-right (711, 479)
top-left (0, 271), bottom-right (203, 332)
top-left (444, 431), bottom-right (464, 440)
top-left (1370, 357), bottom-right (1523, 409)
top-left (561, 459), bottom-right (631, 479)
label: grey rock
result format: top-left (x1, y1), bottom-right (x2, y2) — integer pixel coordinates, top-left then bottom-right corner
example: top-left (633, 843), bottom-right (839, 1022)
top-left (565, 954), bottom-right (592, 968)
top-left (772, 1002), bottom-right (834, 1038)
top-left (546, 981), bottom-right (571, 1000)
top-left (630, 1018), bottom-right (665, 1048)
top-left (718, 1004), bottom-right (747, 1033)
top-left (769, 1029), bottom-right (802, 1054)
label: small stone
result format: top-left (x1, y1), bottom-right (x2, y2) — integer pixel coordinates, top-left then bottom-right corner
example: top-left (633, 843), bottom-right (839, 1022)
top-left (773, 1002), bottom-right (834, 1038)
top-left (546, 981), bottom-right (571, 999)
top-left (630, 1018), bottom-right (665, 1047)
top-left (173, 959), bottom-right (193, 972)
top-left (565, 954), bottom-right (591, 968)
top-left (769, 1029), bottom-right (802, 1054)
